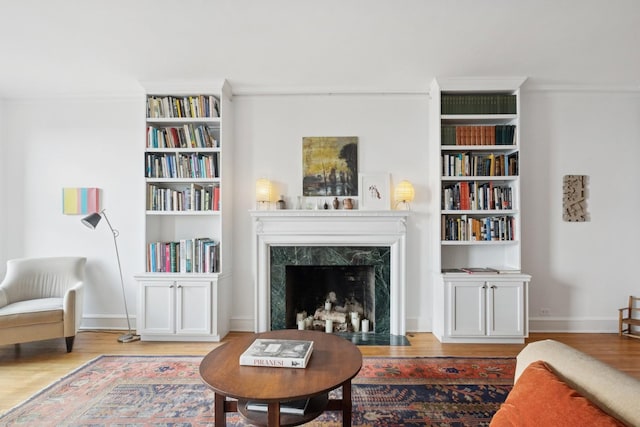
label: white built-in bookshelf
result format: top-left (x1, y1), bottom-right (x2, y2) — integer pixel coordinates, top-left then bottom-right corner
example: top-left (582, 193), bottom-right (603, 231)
top-left (429, 77), bottom-right (531, 344)
top-left (135, 81), bottom-right (233, 342)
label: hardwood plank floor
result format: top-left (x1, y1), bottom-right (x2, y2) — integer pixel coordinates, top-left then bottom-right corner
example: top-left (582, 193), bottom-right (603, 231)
top-left (0, 331), bottom-right (638, 415)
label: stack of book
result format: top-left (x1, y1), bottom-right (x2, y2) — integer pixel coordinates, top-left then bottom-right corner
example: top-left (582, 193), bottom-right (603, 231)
top-left (441, 125), bottom-right (516, 146)
top-left (246, 398), bottom-right (310, 415)
top-left (146, 238), bottom-right (219, 273)
top-left (147, 95), bottom-right (220, 119)
top-left (441, 94), bottom-right (517, 115)
top-left (239, 338), bottom-right (314, 369)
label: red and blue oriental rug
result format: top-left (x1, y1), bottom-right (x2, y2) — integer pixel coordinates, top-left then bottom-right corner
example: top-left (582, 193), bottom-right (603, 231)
top-left (0, 355), bottom-right (515, 426)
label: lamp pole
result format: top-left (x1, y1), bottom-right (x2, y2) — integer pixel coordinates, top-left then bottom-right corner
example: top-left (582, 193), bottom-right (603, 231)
top-left (82, 209), bottom-right (139, 343)
top-left (100, 211), bottom-right (139, 343)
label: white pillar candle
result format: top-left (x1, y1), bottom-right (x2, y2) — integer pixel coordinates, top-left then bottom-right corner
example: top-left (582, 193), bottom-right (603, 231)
top-left (350, 312), bottom-right (360, 332)
top-left (304, 316), bottom-right (313, 328)
top-left (325, 319), bottom-right (333, 333)
top-left (297, 320), bottom-right (305, 330)
top-left (324, 301), bottom-right (331, 311)
top-left (361, 319), bottom-right (370, 333)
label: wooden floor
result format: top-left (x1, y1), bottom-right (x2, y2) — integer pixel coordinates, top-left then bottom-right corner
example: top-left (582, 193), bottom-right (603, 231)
top-left (0, 331), bottom-right (638, 415)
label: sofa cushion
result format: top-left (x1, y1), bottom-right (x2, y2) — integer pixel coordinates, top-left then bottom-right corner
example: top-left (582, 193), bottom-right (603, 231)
top-left (490, 360), bottom-right (626, 427)
top-left (0, 298), bottom-right (63, 328)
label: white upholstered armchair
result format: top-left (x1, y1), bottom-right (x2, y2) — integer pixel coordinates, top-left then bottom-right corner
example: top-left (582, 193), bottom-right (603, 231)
top-left (0, 257), bottom-right (86, 352)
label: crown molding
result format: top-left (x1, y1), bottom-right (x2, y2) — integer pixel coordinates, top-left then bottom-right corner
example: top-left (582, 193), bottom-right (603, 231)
top-left (522, 83), bottom-right (640, 93)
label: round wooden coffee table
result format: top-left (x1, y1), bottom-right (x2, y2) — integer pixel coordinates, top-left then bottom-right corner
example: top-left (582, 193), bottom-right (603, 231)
top-left (199, 329), bottom-right (362, 427)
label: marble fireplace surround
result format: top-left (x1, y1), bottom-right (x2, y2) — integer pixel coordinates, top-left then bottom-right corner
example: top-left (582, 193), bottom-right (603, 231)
top-left (250, 210), bottom-right (409, 335)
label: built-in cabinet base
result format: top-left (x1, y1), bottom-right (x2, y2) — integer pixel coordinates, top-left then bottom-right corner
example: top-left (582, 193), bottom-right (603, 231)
top-left (135, 273), bottom-right (230, 342)
top-left (432, 273), bottom-right (530, 344)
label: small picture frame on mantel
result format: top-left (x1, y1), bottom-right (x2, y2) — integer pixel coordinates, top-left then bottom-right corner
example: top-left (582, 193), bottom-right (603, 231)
top-left (358, 173), bottom-right (390, 210)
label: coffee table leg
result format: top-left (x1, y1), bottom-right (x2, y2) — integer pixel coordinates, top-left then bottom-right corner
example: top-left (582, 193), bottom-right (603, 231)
top-left (214, 392), bottom-right (226, 426)
top-left (342, 380), bottom-right (352, 427)
top-left (267, 402), bottom-right (281, 427)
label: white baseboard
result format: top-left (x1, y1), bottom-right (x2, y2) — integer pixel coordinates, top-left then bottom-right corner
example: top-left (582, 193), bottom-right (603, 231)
top-left (80, 314), bottom-right (137, 331)
top-left (229, 316), bottom-right (254, 332)
top-left (529, 317), bottom-right (619, 333)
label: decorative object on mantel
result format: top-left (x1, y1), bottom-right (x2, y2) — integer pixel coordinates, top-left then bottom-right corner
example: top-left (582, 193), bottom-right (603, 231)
top-left (359, 173), bottom-right (391, 210)
top-left (277, 195), bottom-right (286, 210)
top-left (81, 210), bottom-right (140, 343)
top-left (394, 180), bottom-right (415, 210)
top-left (343, 198), bottom-right (354, 209)
top-left (302, 136), bottom-right (358, 197)
top-left (255, 178), bottom-right (272, 210)
top-left (563, 174), bottom-right (588, 222)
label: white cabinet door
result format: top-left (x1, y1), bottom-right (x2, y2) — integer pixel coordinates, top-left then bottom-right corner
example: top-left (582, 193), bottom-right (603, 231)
top-left (487, 281), bottom-right (526, 336)
top-left (448, 281), bottom-right (486, 336)
top-left (176, 280), bottom-right (212, 335)
top-left (139, 281), bottom-right (175, 334)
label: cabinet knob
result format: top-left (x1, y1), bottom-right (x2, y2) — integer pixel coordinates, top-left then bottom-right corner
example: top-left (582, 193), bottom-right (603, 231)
top-left (491, 285), bottom-right (497, 289)
top-left (482, 284), bottom-right (488, 289)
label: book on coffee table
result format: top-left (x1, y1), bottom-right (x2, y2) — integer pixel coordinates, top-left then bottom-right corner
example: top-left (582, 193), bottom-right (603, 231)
top-left (239, 338), bottom-right (314, 368)
top-left (246, 398), bottom-right (310, 415)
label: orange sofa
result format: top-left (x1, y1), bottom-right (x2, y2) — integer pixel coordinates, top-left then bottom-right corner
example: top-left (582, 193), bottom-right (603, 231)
top-left (491, 339), bottom-right (640, 426)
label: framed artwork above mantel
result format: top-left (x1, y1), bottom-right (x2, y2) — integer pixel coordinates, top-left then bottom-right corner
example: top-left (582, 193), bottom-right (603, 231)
top-left (359, 173), bottom-right (390, 210)
top-left (302, 136), bottom-right (358, 197)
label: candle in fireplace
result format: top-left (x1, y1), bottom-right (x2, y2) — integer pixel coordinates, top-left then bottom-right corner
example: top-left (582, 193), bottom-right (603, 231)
top-left (325, 319), bottom-right (333, 333)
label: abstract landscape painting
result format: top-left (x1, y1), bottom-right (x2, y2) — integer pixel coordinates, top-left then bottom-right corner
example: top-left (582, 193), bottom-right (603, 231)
top-left (303, 136), bottom-right (358, 197)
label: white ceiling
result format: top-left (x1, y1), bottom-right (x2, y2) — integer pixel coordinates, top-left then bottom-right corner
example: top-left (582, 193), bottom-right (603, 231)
top-left (1, 0), bottom-right (639, 97)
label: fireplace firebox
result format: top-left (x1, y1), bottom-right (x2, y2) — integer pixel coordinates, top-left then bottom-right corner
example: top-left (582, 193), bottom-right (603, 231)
top-left (270, 245), bottom-right (390, 333)
top-left (285, 265), bottom-right (375, 332)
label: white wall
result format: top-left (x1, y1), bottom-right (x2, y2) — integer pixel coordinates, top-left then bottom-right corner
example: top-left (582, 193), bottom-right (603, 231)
top-left (2, 97), bottom-right (146, 329)
top-left (523, 90), bottom-right (640, 331)
top-left (2, 89), bottom-right (638, 333)
top-left (230, 94), bottom-right (430, 331)
top-left (0, 100), bottom-right (5, 271)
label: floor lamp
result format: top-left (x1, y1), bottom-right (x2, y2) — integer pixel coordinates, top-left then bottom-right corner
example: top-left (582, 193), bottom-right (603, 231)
top-left (82, 210), bottom-right (140, 343)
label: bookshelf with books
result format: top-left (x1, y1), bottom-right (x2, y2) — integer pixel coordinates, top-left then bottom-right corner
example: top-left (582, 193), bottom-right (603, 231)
top-left (429, 77), bottom-right (531, 344)
top-left (135, 81), bottom-right (233, 342)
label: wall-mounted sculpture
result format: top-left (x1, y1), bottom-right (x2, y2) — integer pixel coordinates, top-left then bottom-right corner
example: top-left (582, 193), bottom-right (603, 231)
top-left (563, 175), bottom-right (588, 222)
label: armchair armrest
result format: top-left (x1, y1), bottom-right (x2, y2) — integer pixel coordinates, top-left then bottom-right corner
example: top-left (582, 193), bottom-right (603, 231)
top-left (63, 281), bottom-right (85, 337)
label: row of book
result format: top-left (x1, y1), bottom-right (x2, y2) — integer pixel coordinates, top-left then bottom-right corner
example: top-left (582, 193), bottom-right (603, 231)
top-left (442, 152), bottom-right (519, 177)
top-left (442, 215), bottom-right (515, 242)
top-left (441, 94), bottom-right (517, 115)
top-left (441, 125), bottom-right (516, 146)
top-left (145, 152), bottom-right (220, 179)
top-left (146, 124), bottom-right (219, 149)
top-left (443, 182), bottom-right (513, 211)
top-left (147, 183), bottom-right (220, 211)
top-left (146, 238), bottom-right (220, 273)
top-left (147, 95), bottom-right (220, 119)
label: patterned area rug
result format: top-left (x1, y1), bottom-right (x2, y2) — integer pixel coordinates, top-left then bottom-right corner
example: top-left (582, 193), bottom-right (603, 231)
top-left (0, 355), bottom-right (515, 426)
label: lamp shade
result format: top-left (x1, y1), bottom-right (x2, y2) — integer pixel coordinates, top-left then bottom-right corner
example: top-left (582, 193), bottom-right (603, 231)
top-left (81, 212), bottom-right (102, 229)
top-left (256, 178), bottom-right (272, 202)
top-left (395, 180), bottom-right (415, 203)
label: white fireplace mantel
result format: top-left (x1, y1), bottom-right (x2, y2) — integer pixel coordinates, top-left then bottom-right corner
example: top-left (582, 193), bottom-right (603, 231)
top-left (250, 210), bottom-right (409, 335)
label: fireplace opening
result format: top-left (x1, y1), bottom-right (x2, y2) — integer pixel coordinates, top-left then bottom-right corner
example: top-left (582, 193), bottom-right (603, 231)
top-left (285, 265), bottom-right (375, 333)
